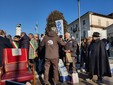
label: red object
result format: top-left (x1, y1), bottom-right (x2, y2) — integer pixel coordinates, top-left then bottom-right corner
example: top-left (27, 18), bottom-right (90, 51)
top-left (0, 48), bottom-right (36, 85)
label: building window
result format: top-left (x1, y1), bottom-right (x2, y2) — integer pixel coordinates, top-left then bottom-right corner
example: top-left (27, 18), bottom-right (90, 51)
top-left (76, 24), bottom-right (78, 31)
top-left (71, 27), bottom-right (73, 31)
top-left (71, 32), bottom-right (73, 37)
top-left (76, 24), bottom-right (78, 28)
top-left (98, 19), bottom-right (101, 26)
top-left (106, 21), bottom-right (109, 26)
top-left (76, 33), bottom-right (78, 38)
top-left (83, 20), bottom-right (85, 25)
top-left (83, 30), bottom-right (86, 38)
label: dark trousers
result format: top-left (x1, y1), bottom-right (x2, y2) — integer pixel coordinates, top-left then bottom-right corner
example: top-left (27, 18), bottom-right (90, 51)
top-left (44, 58), bottom-right (59, 84)
top-left (80, 52), bottom-right (86, 68)
top-left (37, 58), bottom-right (44, 74)
top-left (29, 59), bottom-right (37, 72)
top-left (72, 57), bottom-right (76, 72)
top-left (29, 59), bottom-right (35, 64)
top-left (34, 57), bottom-right (40, 73)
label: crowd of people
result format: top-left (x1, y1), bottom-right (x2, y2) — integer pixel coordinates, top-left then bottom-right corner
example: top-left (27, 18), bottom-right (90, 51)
top-left (0, 28), bottom-right (112, 85)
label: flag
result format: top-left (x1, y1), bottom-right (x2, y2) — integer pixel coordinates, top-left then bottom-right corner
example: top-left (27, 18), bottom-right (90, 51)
top-left (55, 20), bottom-right (64, 38)
top-left (35, 24), bottom-right (38, 30)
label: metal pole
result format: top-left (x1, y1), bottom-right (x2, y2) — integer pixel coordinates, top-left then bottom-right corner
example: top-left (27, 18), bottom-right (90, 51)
top-left (35, 29), bottom-right (37, 34)
top-left (77, 0), bottom-right (82, 66)
top-left (78, 0), bottom-right (81, 47)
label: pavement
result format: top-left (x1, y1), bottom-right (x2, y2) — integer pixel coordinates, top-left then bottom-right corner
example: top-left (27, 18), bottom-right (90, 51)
top-left (36, 72), bottom-right (113, 85)
top-left (35, 47), bottom-right (113, 85)
top-left (36, 58), bottom-right (113, 85)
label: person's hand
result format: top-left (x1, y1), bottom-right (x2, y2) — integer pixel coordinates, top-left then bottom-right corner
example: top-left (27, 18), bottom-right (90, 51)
top-left (0, 66), bottom-right (3, 77)
top-left (64, 50), bottom-right (67, 53)
top-left (26, 82), bottom-right (31, 85)
top-left (64, 50), bottom-right (70, 53)
top-left (67, 50), bottom-right (71, 53)
top-left (34, 51), bottom-right (38, 57)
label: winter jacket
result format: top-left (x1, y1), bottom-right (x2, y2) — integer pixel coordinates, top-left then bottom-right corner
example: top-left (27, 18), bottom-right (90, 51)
top-left (63, 38), bottom-right (78, 57)
top-left (40, 31), bottom-right (65, 59)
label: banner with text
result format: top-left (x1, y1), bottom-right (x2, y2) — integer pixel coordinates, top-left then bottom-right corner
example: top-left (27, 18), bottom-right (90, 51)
top-left (55, 20), bottom-right (64, 38)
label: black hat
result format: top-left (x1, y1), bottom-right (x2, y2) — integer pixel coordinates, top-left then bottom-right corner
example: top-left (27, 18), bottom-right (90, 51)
top-left (92, 32), bottom-right (100, 37)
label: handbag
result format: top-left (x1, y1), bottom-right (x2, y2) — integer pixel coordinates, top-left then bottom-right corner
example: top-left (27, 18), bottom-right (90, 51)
top-left (58, 59), bottom-right (70, 82)
top-left (66, 53), bottom-right (73, 63)
top-left (72, 72), bottom-right (79, 84)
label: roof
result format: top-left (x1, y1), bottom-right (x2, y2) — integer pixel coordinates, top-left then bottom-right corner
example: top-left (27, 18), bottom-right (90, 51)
top-left (91, 12), bottom-right (113, 19)
top-left (69, 11), bottom-right (113, 25)
top-left (105, 24), bottom-right (113, 29)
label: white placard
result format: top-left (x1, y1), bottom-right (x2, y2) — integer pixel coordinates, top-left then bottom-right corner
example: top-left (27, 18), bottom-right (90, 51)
top-left (55, 20), bottom-right (64, 38)
top-left (12, 49), bottom-right (22, 56)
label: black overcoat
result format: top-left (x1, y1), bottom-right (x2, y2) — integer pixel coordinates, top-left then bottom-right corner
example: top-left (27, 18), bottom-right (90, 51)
top-left (0, 36), bottom-right (12, 67)
top-left (88, 39), bottom-right (111, 77)
top-left (19, 35), bottom-right (30, 49)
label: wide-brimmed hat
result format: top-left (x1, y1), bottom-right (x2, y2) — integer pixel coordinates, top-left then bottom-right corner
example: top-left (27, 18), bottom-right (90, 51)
top-left (92, 32), bottom-right (100, 37)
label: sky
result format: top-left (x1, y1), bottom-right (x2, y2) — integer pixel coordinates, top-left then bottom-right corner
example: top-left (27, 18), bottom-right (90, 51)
top-left (0, 0), bottom-right (113, 37)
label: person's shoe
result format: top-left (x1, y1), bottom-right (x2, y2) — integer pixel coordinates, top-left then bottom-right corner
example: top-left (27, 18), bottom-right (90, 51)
top-left (41, 74), bottom-right (44, 78)
top-left (35, 71), bottom-right (37, 75)
top-left (35, 74), bottom-right (39, 78)
top-left (96, 79), bottom-right (103, 84)
top-left (85, 78), bottom-right (92, 81)
top-left (54, 82), bottom-right (61, 85)
top-left (44, 83), bottom-right (51, 85)
top-left (62, 81), bottom-right (68, 85)
top-left (44, 82), bottom-right (51, 85)
top-left (81, 68), bottom-right (86, 73)
top-left (44, 81), bottom-right (51, 85)
top-left (77, 69), bottom-right (81, 73)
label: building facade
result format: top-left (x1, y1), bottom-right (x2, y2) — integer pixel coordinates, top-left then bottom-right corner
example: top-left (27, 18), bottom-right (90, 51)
top-left (105, 24), bottom-right (113, 38)
top-left (68, 11), bottom-right (113, 42)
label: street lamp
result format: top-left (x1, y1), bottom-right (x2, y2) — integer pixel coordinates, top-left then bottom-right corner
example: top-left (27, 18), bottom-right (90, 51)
top-left (78, 0), bottom-right (81, 46)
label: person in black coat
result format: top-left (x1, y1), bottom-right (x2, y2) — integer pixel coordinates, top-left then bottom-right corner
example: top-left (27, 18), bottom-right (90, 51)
top-left (87, 32), bottom-right (111, 84)
top-left (58, 35), bottom-right (64, 60)
top-left (0, 30), bottom-right (12, 67)
top-left (19, 32), bottom-right (30, 50)
top-left (80, 38), bottom-right (87, 71)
